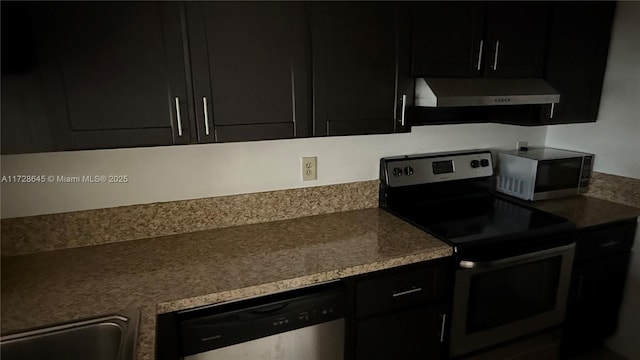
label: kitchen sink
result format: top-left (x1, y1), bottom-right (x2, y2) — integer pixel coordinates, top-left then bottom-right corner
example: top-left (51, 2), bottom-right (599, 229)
top-left (0, 310), bottom-right (139, 360)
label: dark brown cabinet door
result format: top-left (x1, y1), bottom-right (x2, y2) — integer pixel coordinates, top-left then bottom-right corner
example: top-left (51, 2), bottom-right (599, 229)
top-left (31, 2), bottom-right (190, 150)
top-left (311, 2), bottom-right (410, 136)
top-left (356, 304), bottom-right (447, 360)
top-left (562, 220), bottom-right (636, 356)
top-left (411, 2), bottom-right (549, 79)
top-left (411, 2), bottom-right (485, 78)
top-left (543, 2), bottom-right (615, 124)
top-left (484, 2), bottom-right (550, 78)
top-left (186, 2), bottom-right (311, 143)
top-left (1, 2), bottom-right (55, 154)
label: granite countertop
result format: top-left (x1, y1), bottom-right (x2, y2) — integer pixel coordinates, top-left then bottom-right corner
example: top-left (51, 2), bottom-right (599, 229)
top-left (530, 195), bottom-right (640, 229)
top-left (0, 208), bottom-right (452, 360)
top-left (2, 195), bottom-right (638, 360)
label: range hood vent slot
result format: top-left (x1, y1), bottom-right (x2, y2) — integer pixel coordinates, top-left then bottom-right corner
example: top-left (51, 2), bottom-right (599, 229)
top-left (415, 78), bottom-right (560, 107)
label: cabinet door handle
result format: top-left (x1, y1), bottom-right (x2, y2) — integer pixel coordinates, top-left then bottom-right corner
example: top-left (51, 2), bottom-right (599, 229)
top-left (439, 313), bottom-right (447, 343)
top-left (600, 240), bottom-right (621, 248)
top-left (476, 40), bottom-right (484, 71)
top-left (493, 41), bottom-right (500, 71)
top-left (401, 94), bottom-right (407, 127)
top-left (577, 274), bottom-right (584, 301)
top-left (174, 97), bottom-right (183, 137)
top-left (392, 287), bottom-right (422, 298)
top-left (203, 97), bottom-right (210, 136)
top-left (550, 103), bottom-right (555, 119)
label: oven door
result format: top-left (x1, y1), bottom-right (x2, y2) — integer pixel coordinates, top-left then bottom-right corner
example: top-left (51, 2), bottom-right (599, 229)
top-left (449, 243), bottom-right (575, 357)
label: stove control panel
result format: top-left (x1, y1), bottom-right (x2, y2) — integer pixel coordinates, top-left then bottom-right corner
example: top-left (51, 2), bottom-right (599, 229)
top-left (381, 150), bottom-right (493, 187)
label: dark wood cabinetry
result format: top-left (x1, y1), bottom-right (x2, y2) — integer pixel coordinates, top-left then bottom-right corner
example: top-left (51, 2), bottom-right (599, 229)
top-left (542, 2), bottom-right (616, 124)
top-left (0, 1), bottom-right (619, 153)
top-left (562, 219), bottom-right (637, 356)
top-left (2, 1), bottom-right (408, 154)
top-left (311, 2), bottom-right (411, 136)
top-left (186, 2), bottom-right (311, 143)
top-left (1, 2), bottom-right (190, 153)
top-left (411, 2), bottom-right (549, 79)
top-left (350, 257), bottom-right (451, 360)
top-left (411, 3), bottom-right (484, 78)
top-left (484, 3), bottom-right (549, 78)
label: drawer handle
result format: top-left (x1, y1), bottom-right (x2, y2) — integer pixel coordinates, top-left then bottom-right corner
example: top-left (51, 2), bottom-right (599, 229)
top-left (600, 240), bottom-right (620, 248)
top-left (392, 287), bottom-right (423, 298)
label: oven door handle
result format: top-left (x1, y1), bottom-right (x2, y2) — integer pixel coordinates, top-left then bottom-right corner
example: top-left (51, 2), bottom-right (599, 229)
top-left (459, 243), bottom-right (575, 269)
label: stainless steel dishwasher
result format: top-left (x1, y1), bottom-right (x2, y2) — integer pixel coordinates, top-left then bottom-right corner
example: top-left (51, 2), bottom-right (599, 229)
top-left (177, 283), bottom-right (345, 360)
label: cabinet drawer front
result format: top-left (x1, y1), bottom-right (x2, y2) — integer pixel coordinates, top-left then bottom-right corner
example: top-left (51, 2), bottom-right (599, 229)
top-left (575, 221), bottom-right (636, 262)
top-left (356, 259), bottom-right (449, 317)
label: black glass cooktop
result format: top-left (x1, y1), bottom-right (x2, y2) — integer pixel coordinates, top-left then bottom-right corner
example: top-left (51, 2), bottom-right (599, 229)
top-left (388, 193), bottom-right (574, 257)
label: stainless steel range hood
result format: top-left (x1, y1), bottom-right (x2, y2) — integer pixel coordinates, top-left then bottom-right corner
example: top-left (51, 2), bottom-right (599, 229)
top-left (414, 78), bottom-right (560, 107)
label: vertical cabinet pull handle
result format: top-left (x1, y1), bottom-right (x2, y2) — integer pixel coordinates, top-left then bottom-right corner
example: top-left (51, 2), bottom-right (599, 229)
top-left (550, 103), bottom-right (555, 119)
top-left (439, 314), bottom-right (447, 343)
top-left (174, 97), bottom-right (183, 137)
top-left (493, 41), bottom-right (500, 71)
top-left (401, 94), bottom-right (407, 127)
top-left (577, 275), bottom-right (584, 301)
top-left (476, 40), bottom-right (484, 71)
top-left (203, 97), bottom-right (210, 136)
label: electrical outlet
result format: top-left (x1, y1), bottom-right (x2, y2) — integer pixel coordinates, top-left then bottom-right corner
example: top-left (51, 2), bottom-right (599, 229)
top-left (516, 141), bottom-right (528, 151)
top-left (302, 157), bottom-right (317, 181)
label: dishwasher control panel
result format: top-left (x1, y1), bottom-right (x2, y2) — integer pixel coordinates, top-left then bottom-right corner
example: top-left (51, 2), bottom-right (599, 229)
top-left (177, 283), bottom-right (345, 356)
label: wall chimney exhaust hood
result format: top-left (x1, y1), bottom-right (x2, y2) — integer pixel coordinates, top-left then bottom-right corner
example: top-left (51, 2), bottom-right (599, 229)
top-left (414, 78), bottom-right (560, 107)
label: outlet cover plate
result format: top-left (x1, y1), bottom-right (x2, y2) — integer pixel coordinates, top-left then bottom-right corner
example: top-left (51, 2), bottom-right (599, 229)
top-left (302, 157), bottom-right (317, 181)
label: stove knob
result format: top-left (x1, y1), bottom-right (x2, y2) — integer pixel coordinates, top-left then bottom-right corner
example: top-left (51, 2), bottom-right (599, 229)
top-left (480, 159), bottom-right (490, 167)
top-left (393, 167), bottom-right (403, 177)
top-left (470, 160), bottom-right (480, 168)
top-left (404, 166), bottom-right (414, 176)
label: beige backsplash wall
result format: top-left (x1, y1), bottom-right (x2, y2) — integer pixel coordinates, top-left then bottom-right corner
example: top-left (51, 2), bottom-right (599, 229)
top-left (0, 124), bottom-right (549, 219)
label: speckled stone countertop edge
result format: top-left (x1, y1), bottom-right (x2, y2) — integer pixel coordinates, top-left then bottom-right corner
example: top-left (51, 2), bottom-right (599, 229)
top-left (156, 246), bottom-right (453, 314)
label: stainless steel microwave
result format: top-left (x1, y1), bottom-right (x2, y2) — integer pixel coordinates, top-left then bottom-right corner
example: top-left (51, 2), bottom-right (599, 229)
top-left (496, 148), bottom-right (594, 201)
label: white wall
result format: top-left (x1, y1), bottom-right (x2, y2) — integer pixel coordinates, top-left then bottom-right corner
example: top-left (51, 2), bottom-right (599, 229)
top-left (544, 2), bottom-right (640, 179)
top-left (0, 124), bottom-right (547, 218)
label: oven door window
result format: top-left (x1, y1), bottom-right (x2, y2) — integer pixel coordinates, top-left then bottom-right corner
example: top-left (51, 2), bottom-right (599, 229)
top-left (534, 158), bottom-right (582, 193)
top-left (466, 256), bottom-right (562, 333)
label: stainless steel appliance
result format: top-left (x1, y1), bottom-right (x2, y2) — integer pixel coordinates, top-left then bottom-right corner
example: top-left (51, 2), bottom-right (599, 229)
top-left (177, 283), bottom-right (345, 360)
top-left (496, 147), bottom-right (594, 201)
top-left (379, 150), bottom-right (576, 358)
top-left (414, 78), bottom-right (560, 107)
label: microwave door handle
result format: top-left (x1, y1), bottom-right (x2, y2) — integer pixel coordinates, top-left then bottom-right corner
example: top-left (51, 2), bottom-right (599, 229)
top-left (459, 243), bottom-right (575, 269)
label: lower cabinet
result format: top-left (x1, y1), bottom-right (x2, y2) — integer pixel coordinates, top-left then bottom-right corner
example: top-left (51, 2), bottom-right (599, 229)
top-left (349, 257), bottom-right (452, 360)
top-left (356, 304), bottom-right (447, 360)
top-left (562, 219), bottom-right (637, 356)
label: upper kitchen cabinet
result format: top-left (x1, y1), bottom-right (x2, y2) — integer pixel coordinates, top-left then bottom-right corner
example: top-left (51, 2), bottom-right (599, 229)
top-left (310, 2), bottom-right (411, 136)
top-left (541, 2), bottom-right (616, 124)
top-left (185, 2), bottom-right (312, 142)
top-left (411, 2), bottom-right (550, 78)
top-left (1, 2), bottom-right (192, 153)
top-left (411, 2), bottom-right (485, 78)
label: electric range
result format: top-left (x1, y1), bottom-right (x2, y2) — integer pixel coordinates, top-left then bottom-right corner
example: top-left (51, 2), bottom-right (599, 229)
top-left (379, 150), bottom-right (576, 358)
